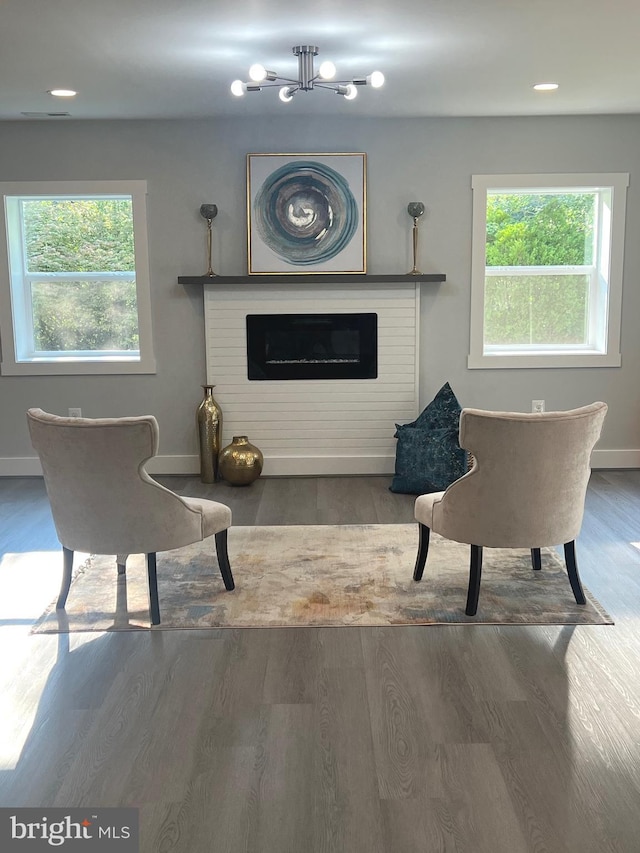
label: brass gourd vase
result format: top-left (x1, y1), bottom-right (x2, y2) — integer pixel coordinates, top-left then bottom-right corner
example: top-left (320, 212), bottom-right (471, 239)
top-left (197, 385), bottom-right (223, 483)
top-left (219, 436), bottom-right (264, 486)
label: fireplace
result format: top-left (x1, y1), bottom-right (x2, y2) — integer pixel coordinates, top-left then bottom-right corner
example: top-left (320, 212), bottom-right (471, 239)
top-left (204, 280), bottom-right (419, 474)
top-left (246, 312), bottom-right (378, 380)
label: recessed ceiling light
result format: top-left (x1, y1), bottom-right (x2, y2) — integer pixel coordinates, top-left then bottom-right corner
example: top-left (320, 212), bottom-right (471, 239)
top-left (533, 82), bottom-right (559, 91)
top-left (48, 88), bottom-right (77, 98)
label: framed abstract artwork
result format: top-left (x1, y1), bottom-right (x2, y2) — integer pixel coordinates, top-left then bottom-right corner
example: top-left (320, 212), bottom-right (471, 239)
top-left (247, 152), bottom-right (366, 275)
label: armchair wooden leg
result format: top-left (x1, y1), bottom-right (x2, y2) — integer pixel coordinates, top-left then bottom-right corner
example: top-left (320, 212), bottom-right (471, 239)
top-left (146, 552), bottom-right (161, 625)
top-left (531, 548), bottom-right (542, 571)
top-left (215, 530), bottom-right (235, 591)
top-left (466, 545), bottom-right (483, 616)
top-left (413, 523), bottom-right (431, 581)
top-left (564, 540), bottom-right (586, 605)
top-left (57, 546), bottom-right (74, 609)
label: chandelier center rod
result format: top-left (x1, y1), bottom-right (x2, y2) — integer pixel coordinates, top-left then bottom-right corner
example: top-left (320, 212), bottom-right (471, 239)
top-left (293, 45), bottom-right (319, 91)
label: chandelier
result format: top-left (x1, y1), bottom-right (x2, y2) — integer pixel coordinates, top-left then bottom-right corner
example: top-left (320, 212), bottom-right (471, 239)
top-left (230, 45), bottom-right (384, 103)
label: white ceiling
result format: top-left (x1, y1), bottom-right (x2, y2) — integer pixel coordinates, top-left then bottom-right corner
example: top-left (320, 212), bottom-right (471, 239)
top-left (2, 0), bottom-right (640, 121)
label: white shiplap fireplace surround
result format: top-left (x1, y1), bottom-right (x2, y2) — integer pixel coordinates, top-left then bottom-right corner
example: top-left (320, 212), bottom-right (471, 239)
top-left (198, 274), bottom-right (443, 476)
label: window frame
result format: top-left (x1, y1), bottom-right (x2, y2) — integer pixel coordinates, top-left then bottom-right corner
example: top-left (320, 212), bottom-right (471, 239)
top-left (468, 172), bottom-right (628, 369)
top-left (0, 180), bottom-right (156, 375)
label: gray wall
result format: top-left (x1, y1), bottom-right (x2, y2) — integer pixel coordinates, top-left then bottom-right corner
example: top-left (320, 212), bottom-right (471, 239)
top-left (1, 114), bottom-right (639, 465)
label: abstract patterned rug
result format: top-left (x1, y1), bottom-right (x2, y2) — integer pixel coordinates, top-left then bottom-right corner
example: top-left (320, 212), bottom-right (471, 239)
top-left (32, 524), bottom-right (613, 633)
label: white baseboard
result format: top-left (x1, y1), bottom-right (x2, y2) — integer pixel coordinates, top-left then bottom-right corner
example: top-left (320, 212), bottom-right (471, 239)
top-left (262, 455), bottom-right (395, 477)
top-left (0, 457), bottom-right (43, 476)
top-left (0, 448), bottom-right (636, 477)
top-left (0, 453), bottom-right (395, 477)
top-left (590, 449), bottom-right (640, 469)
top-left (0, 455), bottom-right (201, 477)
top-left (145, 455), bottom-right (200, 475)
top-left (262, 450), bottom-right (632, 475)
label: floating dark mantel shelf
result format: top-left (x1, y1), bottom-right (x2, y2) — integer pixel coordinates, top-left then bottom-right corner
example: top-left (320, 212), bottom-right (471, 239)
top-left (178, 273), bottom-right (446, 285)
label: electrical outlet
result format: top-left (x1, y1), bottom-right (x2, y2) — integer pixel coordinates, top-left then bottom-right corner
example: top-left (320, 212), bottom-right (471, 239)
top-left (532, 400), bottom-right (545, 413)
top-left (68, 407), bottom-right (82, 418)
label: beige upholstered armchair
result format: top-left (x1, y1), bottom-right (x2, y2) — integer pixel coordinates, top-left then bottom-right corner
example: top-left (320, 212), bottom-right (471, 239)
top-left (413, 402), bottom-right (608, 616)
top-left (27, 408), bottom-right (234, 625)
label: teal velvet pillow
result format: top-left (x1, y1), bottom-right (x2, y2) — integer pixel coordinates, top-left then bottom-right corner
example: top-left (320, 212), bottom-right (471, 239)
top-left (408, 381), bottom-right (462, 432)
top-left (390, 425), bottom-right (467, 494)
top-left (389, 382), bottom-right (466, 495)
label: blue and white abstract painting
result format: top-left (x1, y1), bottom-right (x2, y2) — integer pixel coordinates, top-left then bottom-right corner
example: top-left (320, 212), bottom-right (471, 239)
top-left (248, 153), bottom-right (366, 274)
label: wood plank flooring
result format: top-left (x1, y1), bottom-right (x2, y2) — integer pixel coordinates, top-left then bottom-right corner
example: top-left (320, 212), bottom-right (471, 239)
top-left (0, 473), bottom-right (639, 852)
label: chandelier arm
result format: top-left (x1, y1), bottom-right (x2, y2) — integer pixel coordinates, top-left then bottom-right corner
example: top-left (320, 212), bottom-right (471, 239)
top-left (272, 76), bottom-right (300, 84)
top-left (246, 81), bottom-right (296, 90)
top-left (263, 76), bottom-right (369, 88)
top-left (246, 76), bottom-right (299, 86)
top-left (313, 83), bottom-right (342, 93)
top-left (242, 74), bottom-right (301, 91)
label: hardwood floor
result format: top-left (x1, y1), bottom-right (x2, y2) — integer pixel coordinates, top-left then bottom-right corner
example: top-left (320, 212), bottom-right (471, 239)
top-left (1, 473), bottom-right (639, 852)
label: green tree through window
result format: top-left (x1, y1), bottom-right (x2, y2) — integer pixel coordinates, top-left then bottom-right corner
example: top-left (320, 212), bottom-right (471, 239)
top-left (23, 198), bottom-right (135, 272)
top-left (21, 198), bottom-right (138, 352)
top-left (485, 193), bottom-right (594, 267)
top-left (484, 192), bottom-right (595, 347)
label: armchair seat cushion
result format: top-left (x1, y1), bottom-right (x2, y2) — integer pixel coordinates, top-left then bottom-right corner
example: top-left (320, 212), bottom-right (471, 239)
top-left (414, 491), bottom-right (445, 528)
top-left (182, 497), bottom-right (232, 539)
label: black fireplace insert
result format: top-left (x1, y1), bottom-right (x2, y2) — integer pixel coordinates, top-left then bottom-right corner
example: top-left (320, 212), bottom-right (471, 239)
top-left (246, 312), bottom-right (378, 380)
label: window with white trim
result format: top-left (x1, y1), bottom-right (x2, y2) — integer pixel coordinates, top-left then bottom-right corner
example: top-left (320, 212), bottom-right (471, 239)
top-left (468, 173), bottom-right (628, 369)
top-left (0, 180), bottom-right (155, 375)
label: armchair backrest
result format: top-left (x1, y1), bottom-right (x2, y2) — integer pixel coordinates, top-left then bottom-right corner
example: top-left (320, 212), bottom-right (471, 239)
top-left (433, 402), bottom-right (608, 548)
top-left (27, 408), bottom-right (203, 555)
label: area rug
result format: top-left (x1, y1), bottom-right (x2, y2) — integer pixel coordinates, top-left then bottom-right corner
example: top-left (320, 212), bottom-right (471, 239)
top-left (31, 524), bottom-right (613, 633)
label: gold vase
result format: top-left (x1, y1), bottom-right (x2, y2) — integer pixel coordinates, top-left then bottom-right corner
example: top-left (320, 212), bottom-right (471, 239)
top-left (219, 435), bottom-right (263, 486)
top-left (196, 385), bottom-right (222, 483)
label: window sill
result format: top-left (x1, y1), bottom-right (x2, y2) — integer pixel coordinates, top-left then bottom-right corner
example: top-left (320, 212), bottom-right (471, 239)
top-left (1, 357), bottom-right (157, 376)
top-left (467, 352), bottom-right (622, 369)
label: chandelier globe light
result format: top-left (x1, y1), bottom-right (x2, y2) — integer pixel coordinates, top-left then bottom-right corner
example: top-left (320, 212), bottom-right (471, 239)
top-left (230, 45), bottom-right (384, 103)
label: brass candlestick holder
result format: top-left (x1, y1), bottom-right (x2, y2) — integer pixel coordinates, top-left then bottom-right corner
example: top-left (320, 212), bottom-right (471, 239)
top-left (199, 203), bottom-right (218, 277)
top-left (407, 201), bottom-right (425, 275)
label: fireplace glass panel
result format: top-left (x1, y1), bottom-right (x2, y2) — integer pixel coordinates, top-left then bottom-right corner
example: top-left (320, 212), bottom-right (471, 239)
top-left (247, 313), bottom-right (378, 380)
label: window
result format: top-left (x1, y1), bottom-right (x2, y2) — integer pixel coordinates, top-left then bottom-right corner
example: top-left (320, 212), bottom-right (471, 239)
top-left (469, 173), bottom-right (628, 369)
top-left (0, 180), bottom-right (155, 375)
